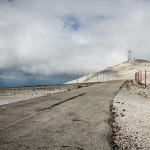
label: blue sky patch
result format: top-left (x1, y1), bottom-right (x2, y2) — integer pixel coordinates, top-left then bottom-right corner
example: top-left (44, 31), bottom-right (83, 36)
top-left (63, 15), bottom-right (81, 31)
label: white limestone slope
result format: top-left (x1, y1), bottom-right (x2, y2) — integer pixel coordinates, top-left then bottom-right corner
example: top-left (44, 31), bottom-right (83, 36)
top-left (66, 60), bottom-right (150, 84)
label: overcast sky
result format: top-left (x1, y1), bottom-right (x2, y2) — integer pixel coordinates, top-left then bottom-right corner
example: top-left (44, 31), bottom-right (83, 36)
top-left (0, 0), bottom-right (150, 83)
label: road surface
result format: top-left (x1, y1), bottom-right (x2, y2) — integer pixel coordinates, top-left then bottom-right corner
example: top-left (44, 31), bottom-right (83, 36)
top-left (0, 80), bottom-right (124, 150)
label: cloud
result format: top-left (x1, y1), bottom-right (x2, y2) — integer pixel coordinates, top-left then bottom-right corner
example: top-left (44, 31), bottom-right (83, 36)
top-left (0, 0), bottom-right (150, 82)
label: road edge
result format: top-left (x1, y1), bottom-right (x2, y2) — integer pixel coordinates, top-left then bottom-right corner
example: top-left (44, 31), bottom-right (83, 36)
top-left (108, 80), bottom-right (126, 149)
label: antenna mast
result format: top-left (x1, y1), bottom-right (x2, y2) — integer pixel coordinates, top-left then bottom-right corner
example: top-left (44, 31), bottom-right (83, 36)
top-left (128, 46), bottom-right (132, 62)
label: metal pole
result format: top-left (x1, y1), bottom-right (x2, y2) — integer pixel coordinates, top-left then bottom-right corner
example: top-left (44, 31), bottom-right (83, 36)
top-left (145, 70), bottom-right (146, 88)
top-left (107, 73), bottom-right (108, 81)
top-left (87, 74), bottom-right (88, 85)
top-left (32, 73), bottom-right (34, 91)
top-left (140, 71), bottom-right (142, 82)
top-left (99, 74), bottom-right (101, 82)
top-left (138, 70), bottom-right (142, 84)
top-left (135, 73), bottom-right (136, 82)
top-left (76, 74), bottom-right (78, 88)
top-left (60, 73), bottom-right (62, 90)
top-left (138, 71), bottom-right (139, 84)
top-left (103, 73), bottom-right (104, 82)
top-left (100, 74), bottom-right (101, 82)
top-left (97, 73), bottom-right (98, 83)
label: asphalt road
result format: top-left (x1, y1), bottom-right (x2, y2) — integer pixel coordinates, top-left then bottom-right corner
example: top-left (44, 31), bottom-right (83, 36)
top-left (0, 80), bottom-right (124, 150)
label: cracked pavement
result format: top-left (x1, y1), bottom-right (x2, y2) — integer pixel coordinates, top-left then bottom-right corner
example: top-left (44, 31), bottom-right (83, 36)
top-left (0, 80), bottom-right (124, 150)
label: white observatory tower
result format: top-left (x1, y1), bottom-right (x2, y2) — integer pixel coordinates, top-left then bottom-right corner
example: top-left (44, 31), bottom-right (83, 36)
top-left (128, 46), bottom-right (132, 62)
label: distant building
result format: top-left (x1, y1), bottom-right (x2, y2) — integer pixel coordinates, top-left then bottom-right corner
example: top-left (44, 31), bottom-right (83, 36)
top-left (128, 47), bottom-right (132, 62)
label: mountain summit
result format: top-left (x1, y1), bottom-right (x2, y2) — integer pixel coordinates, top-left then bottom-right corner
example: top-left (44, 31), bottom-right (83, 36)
top-left (66, 60), bottom-right (150, 84)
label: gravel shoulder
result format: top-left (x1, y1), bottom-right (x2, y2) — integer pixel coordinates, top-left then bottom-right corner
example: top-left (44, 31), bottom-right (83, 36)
top-left (112, 80), bottom-right (150, 149)
top-left (0, 80), bottom-right (124, 150)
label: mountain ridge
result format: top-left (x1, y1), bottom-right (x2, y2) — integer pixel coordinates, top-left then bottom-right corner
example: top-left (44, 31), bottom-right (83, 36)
top-left (66, 59), bottom-right (150, 84)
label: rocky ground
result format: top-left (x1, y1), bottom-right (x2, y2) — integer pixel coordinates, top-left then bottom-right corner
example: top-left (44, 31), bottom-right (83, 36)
top-left (111, 80), bottom-right (150, 149)
top-left (0, 83), bottom-right (94, 105)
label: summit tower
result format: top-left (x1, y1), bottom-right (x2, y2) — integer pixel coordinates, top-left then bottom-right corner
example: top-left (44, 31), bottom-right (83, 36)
top-left (128, 46), bottom-right (132, 62)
